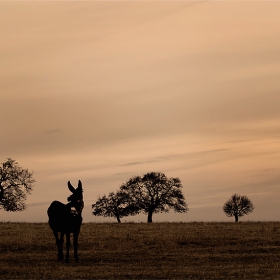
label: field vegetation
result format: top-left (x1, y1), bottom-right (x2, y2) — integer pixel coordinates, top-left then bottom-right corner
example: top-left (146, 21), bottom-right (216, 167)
top-left (1, 222), bottom-right (280, 279)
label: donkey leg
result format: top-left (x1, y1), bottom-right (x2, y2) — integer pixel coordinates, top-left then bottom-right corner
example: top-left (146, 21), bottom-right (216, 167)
top-left (59, 232), bottom-right (64, 260)
top-left (73, 232), bottom-right (80, 262)
top-left (53, 231), bottom-right (63, 261)
top-left (65, 232), bottom-right (70, 263)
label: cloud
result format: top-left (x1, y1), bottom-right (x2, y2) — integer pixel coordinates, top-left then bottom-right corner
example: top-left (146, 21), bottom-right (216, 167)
top-left (120, 162), bottom-right (143, 167)
top-left (225, 139), bottom-right (259, 144)
top-left (27, 201), bottom-right (50, 208)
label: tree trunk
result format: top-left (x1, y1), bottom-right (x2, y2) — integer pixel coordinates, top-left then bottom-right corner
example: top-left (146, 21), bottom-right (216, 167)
top-left (147, 210), bottom-right (153, 223)
top-left (116, 215), bottom-right (121, 223)
top-left (234, 214), bottom-right (239, 222)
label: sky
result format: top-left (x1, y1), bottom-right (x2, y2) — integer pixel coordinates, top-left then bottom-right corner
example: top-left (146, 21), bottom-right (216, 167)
top-left (1, 1), bottom-right (280, 223)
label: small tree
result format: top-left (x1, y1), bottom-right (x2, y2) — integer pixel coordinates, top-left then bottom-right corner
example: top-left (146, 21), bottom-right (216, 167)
top-left (92, 190), bottom-right (139, 223)
top-left (223, 194), bottom-right (254, 222)
top-left (120, 172), bottom-right (188, 223)
top-left (0, 158), bottom-right (35, 212)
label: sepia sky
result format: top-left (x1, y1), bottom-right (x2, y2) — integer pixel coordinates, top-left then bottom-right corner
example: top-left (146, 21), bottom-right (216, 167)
top-left (1, 1), bottom-right (280, 223)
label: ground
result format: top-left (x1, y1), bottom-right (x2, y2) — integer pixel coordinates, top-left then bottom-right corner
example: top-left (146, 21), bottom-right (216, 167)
top-left (1, 222), bottom-right (280, 279)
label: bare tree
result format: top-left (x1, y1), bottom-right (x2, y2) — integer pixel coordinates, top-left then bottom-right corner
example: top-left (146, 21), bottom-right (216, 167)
top-left (120, 172), bottom-right (188, 223)
top-left (223, 194), bottom-right (254, 222)
top-left (92, 190), bottom-right (139, 223)
top-left (0, 158), bottom-right (35, 212)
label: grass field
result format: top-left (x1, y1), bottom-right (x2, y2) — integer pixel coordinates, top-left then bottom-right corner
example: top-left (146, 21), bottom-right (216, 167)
top-left (1, 222), bottom-right (280, 279)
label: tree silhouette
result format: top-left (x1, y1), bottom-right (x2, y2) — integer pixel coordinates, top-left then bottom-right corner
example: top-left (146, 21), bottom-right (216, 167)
top-left (223, 194), bottom-right (254, 222)
top-left (0, 158), bottom-right (35, 212)
top-left (92, 190), bottom-right (139, 223)
top-left (120, 172), bottom-right (188, 223)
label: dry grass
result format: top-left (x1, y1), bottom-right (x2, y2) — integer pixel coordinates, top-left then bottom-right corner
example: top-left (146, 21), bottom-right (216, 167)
top-left (1, 222), bottom-right (280, 279)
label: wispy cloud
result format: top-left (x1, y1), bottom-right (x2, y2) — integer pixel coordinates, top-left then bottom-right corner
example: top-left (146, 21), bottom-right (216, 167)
top-left (27, 201), bottom-right (50, 208)
top-left (120, 162), bottom-right (143, 167)
top-left (225, 139), bottom-right (259, 144)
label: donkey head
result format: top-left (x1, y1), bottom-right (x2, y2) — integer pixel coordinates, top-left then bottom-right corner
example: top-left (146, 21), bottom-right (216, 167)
top-left (67, 180), bottom-right (84, 215)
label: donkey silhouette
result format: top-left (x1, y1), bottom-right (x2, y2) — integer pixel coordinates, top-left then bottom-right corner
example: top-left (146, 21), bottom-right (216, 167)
top-left (47, 180), bottom-right (84, 262)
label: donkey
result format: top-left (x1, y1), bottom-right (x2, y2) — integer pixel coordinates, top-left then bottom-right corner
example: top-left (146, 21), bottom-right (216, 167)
top-left (47, 180), bottom-right (84, 263)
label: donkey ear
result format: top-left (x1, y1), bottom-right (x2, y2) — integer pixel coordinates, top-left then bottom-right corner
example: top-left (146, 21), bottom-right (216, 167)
top-left (68, 181), bottom-right (76, 193)
top-left (78, 180), bottom-right (82, 190)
